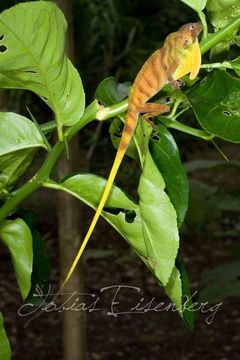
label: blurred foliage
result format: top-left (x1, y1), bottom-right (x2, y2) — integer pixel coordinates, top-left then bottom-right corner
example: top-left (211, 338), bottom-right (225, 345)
top-left (73, 0), bottom-right (197, 98)
top-left (200, 260), bottom-right (240, 303)
top-left (184, 160), bottom-right (240, 237)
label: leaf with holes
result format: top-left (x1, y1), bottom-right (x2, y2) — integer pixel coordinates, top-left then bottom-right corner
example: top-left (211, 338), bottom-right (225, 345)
top-left (0, 218), bottom-right (33, 299)
top-left (0, 2), bottom-right (85, 139)
top-left (189, 70), bottom-right (240, 143)
top-left (45, 175), bottom-right (147, 257)
top-left (44, 173), bottom-right (182, 311)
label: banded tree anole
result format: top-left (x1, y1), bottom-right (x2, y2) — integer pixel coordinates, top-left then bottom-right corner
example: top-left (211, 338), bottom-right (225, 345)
top-left (61, 22), bottom-right (203, 288)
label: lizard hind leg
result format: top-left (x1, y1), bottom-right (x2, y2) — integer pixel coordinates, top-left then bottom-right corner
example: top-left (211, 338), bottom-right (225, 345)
top-left (136, 102), bottom-right (170, 121)
top-left (136, 103), bottom-right (170, 139)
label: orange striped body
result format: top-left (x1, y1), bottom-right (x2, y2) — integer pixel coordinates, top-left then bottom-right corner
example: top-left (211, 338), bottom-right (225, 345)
top-left (121, 48), bottom-right (170, 148)
top-left (61, 22), bottom-right (202, 288)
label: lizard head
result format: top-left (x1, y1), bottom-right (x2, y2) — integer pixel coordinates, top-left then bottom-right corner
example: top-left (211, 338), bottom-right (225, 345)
top-left (178, 22), bottom-right (203, 48)
top-left (172, 22), bottom-right (203, 80)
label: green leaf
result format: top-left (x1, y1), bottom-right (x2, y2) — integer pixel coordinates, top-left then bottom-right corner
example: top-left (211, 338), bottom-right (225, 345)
top-left (0, 112), bottom-right (46, 192)
top-left (95, 76), bottom-right (131, 106)
top-left (47, 175), bottom-right (147, 257)
top-left (138, 151), bottom-right (179, 286)
top-left (207, 0), bottom-right (240, 29)
top-left (0, 2), bottom-right (85, 139)
top-left (0, 112), bottom-right (46, 156)
top-left (0, 313), bottom-right (11, 360)
top-left (200, 260), bottom-right (240, 303)
top-left (0, 218), bottom-right (33, 299)
top-left (181, 0), bottom-right (207, 12)
top-left (176, 256), bottom-right (194, 331)
top-left (15, 209), bottom-right (50, 306)
top-left (0, 149), bottom-right (36, 193)
top-left (189, 70), bottom-right (240, 143)
top-left (45, 172), bottom-right (181, 310)
top-left (164, 266), bottom-right (182, 313)
top-left (206, 1), bottom-right (240, 58)
top-left (150, 125), bottom-right (189, 227)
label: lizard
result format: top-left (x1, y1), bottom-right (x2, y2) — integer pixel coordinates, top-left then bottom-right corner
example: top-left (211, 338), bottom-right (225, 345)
top-left (61, 22), bottom-right (203, 288)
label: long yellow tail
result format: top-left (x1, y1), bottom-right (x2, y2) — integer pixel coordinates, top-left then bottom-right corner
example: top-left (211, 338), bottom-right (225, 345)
top-left (61, 110), bottom-right (138, 288)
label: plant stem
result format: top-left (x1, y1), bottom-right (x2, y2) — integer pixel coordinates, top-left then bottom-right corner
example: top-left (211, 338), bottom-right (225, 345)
top-left (160, 117), bottom-right (215, 140)
top-left (0, 101), bottom-right (100, 222)
top-left (96, 99), bottom-right (128, 120)
top-left (201, 61), bottom-right (233, 70)
top-left (40, 120), bottom-right (56, 133)
top-left (200, 16), bottom-right (240, 55)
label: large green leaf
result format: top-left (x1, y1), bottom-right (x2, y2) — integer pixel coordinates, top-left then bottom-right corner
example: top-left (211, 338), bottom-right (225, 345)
top-left (15, 209), bottom-right (50, 306)
top-left (150, 125), bottom-right (189, 227)
top-left (181, 0), bottom-right (207, 12)
top-left (49, 174), bottom-right (147, 257)
top-left (52, 121), bottom-right (179, 286)
top-left (189, 70), bottom-right (240, 143)
top-left (95, 76), bottom-right (131, 106)
top-left (0, 313), bottom-right (11, 360)
top-left (206, 0), bottom-right (240, 59)
top-left (0, 218), bottom-right (33, 299)
top-left (0, 112), bottom-right (46, 156)
top-left (45, 173), bottom-right (181, 310)
top-left (0, 2), bottom-right (85, 139)
top-left (0, 112), bottom-right (46, 192)
top-left (138, 151), bottom-right (179, 286)
top-left (0, 149), bottom-right (36, 193)
top-left (207, 0), bottom-right (240, 29)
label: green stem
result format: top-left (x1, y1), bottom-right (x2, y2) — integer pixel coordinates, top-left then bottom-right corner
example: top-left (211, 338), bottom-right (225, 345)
top-left (160, 117), bottom-right (214, 140)
top-left (96, 99), bottom-right (128, 120)
top-left (201, 61), bottom-right (233, 70)
top-left (40, 120), bottom-right (56, 134)
top-left (169, 99), bottom-right (182, 118)
top-left (0, 101), bottom-right (100, 222)
top-left (200, 16), bottom-right (240, 55)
